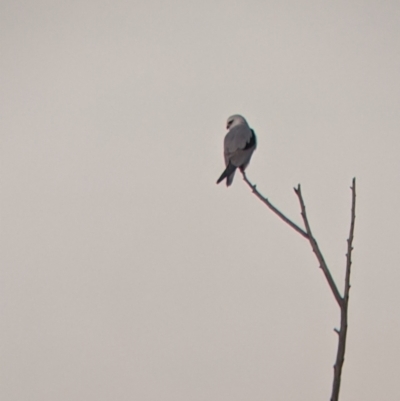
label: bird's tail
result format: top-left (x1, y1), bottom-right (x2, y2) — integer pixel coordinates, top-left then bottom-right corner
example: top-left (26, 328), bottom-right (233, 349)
top-left (216, 162), bottom-right (237, 186)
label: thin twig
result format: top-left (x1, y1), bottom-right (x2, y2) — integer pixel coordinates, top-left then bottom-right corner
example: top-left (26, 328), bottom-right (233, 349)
top-left (241, 171), bottom-right (308, 239)
top-left (294, 185), bottom-right (343, 307)
top-left (330, 178), bottom-right (356, 401)
top-left (242, 172), bottom-right (356, 401)
top-left (344, 178), bottom-right (356, 303)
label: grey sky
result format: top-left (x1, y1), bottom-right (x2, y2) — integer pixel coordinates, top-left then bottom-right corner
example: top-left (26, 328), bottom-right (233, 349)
top-left (2, 1), bottom-right (400, 400)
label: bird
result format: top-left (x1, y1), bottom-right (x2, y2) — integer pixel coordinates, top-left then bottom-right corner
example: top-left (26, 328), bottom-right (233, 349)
top-left (216, 114), bottom-right (257, 186)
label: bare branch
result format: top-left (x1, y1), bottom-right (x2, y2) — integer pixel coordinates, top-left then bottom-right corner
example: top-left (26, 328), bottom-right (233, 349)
top-left (294, 185), bottom-right (343, 307)
top-left (344, 178), bottom-right (356, 303)
top-left (241, 172), bottom-right (357, 401)
top-left (241, 171), bottom-right (308, 239)
top-left (330, 178), bottom-right (356, 401)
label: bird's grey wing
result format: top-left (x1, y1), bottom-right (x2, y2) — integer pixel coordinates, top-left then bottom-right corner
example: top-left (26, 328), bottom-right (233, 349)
top-left (224, 126), bottom-right (256, 168)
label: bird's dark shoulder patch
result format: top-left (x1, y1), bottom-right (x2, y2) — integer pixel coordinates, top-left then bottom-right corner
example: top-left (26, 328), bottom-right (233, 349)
top-left (243, 129), bottom-right (257, 150)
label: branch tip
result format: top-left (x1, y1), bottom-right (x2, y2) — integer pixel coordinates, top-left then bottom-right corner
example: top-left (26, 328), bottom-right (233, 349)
top-left (295, 183), bottom-right (343, 307)
top-left (242, 173), bottom-right (308, 238)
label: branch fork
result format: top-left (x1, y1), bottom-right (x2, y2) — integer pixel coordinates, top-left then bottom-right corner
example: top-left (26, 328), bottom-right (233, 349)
top-left (241, 171), bottom-right (356, 401)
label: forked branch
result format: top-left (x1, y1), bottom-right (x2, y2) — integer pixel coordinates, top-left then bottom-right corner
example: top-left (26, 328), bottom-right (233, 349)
top-left (241, 171), bottom-right (356, 401)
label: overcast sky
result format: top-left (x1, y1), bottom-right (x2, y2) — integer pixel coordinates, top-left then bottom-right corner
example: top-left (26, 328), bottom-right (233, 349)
top-left (2, 1), bottom-right (400, 400)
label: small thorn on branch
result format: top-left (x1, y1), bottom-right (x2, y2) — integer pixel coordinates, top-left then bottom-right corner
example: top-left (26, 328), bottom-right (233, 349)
top-left (293, 185), bottom-right (301, 195)
top-left (334, 328), bottom-right (340, 335)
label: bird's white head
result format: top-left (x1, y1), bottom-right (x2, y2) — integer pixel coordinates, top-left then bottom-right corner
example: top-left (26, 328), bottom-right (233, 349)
top-left (226, 114), bottom-right (248, 130)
